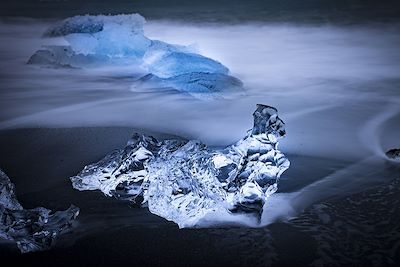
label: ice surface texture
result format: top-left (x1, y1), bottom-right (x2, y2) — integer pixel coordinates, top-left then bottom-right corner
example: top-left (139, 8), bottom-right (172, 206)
top-left (386, 148), bottom-right (400, 161)
top-left (28, 14), bottom-right (243, 96)
top-left (0, 169), bottom-right (79, 253)
top-left (71, 105), bottom-right (289, 227)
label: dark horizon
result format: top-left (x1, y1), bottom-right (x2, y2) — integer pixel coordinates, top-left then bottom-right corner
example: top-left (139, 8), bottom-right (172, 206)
top-left (2, 0), bottom-right (400, 23)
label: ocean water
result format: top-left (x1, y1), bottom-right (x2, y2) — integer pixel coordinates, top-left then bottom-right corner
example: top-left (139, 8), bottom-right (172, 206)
top-left (1, 15), bottom-right (399, 218)
top-left (0, 18), bottom-right (399, 160)
top-left (0, 7), bottom-right (400, 264)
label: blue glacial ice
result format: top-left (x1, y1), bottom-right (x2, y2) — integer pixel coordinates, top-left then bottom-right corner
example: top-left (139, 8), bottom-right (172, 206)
top-left (0, 169), bottom-right (79, 253)
top-left (137, 72), bottom-right (243, 96)
top-left (28, 14), bottom-right (243, 96)
top-left (70, 104), bottom-right (290, 227)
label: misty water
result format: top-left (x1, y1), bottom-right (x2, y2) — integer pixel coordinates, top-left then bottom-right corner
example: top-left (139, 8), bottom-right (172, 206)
top-left (1, 8), bottom-right (400, 264)
top-left (1, 19), bottom-right (400, 157)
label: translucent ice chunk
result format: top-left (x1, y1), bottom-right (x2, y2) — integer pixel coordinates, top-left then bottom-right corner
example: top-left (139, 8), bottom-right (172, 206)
top-left (45, 14), bottom-right (150, 58)
top-left (71, 105), bottom-right (289, 227)
top-left (0, 169), bottom-right (22, 211)
top-left (135, 72), bottom-right (243, 97)
top-left (28, 14), bottom-right (244, 96)
top-left (143, 51), bottom-right (229, 78)
top-left (0, 169), bottom-right (79, 253)
top-left (70, 134), bottom-right (160, 203)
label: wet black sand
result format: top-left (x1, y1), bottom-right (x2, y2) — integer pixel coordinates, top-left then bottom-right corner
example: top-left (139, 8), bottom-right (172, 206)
top-left (0, 127), bottom-right (397, 266)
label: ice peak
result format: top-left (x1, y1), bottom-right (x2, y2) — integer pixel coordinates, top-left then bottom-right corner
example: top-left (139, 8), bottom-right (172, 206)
top-left (251, 104), bottom-right (286, 141)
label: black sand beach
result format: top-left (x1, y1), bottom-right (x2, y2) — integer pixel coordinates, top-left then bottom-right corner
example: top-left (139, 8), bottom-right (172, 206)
top-left (0, 127), bottom-right (398, 266)
top-left (0, 127), bottom-right (316, 266)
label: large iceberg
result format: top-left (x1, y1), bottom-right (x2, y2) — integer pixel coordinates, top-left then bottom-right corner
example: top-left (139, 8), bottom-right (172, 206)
top-left (0, 169), bottom-right (79, 253)
top-left (71, 104), bottom-right (289, 227)
top-left (28, 14), bottom-right (243, 97)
